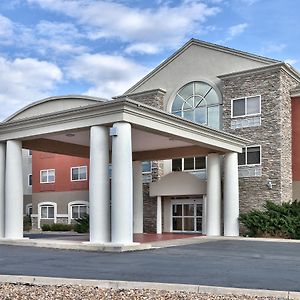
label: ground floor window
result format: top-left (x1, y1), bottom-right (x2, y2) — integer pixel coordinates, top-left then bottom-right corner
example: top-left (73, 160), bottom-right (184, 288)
top-left (40, 205), bottom-right (55, 219)
top-left (71, 204), bottom-right (88, 219)
top-left (171, 199), bottom-right (203, 233)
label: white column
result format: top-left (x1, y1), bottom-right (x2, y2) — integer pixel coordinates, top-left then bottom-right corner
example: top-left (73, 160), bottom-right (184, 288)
top-left (224, 152), bottom-right (239, 236)
top-left (156, 196), bottom-right (162, 234)
top-left (0, 143), bottom-right (5, 238)
top-left (133, 161), bottom-right (143, 234)
top-left (206, 153), bottom-right (221, 236)
top-left (89, 126), bottom-right (110, 244)
top-left (5, 140), bottom-right (23, 239)
top-left (202, 195), bottom-right (207, 235)
top-left (111, 122), bottom-right (133, 244)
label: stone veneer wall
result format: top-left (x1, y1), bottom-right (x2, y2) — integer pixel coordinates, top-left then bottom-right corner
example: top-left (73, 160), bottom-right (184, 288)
top-left (222, 67), bottom-right (298, 213)
top-left (119, 89), bottom-right (166, 232)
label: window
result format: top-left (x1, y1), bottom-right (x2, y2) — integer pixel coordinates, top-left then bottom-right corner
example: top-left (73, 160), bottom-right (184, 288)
top-left (28, 174), bottom-right (32, 186)
top-left (142, 161), bottom-right (152, 173)
top-left (40, 169), bottom-right (55, 183)
top-left (71, 166), bottom-right (87, 181)
top-left (71, 204), bottom-right (88, 219)
top-left (232, 95), bottom-right (261, 118)
top-left (26, 204), bottom-right (32, 216)
top-left (40, 205), bottom-right (54, 219)
top-left (172, 157), bottom-right (206, 171)
top-left (28, 149), bottom-right (32, 156)
top-left (171, 81), bottom-right (220, 129)
top-left (238, 146), bottom-right (261, 166)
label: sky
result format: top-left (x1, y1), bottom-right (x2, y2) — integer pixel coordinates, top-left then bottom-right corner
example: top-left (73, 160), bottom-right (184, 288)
top-left (0, 0), bottom-right (299, 121)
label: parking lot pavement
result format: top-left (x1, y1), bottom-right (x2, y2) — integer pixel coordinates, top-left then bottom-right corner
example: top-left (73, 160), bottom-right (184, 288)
top-left (0, 239), bottom-right (299, 292)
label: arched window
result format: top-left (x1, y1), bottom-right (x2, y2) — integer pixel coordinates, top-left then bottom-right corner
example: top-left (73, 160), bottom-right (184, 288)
top-left (171, 82), bottom-right (220, 129)
top-left (68, 201), bottom-right (89, 224)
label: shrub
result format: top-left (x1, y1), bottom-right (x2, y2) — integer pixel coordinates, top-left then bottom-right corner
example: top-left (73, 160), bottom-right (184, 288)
top-left (50, 223), bottom-right (73, 231)
top-left (41, 223), bottom-right (73, 231)
top-left (74, 214), bottom-right (89, 233)
top-left (239, 200), bottom-right (300, 239)
top-left (23, 216), bottom-right (32, 231)
top-left (41, 224), bottom-right (51, 231)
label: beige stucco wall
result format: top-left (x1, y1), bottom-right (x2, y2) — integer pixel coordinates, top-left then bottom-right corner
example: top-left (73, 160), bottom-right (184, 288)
top-left (32, 190), bottom-right (89, 214)
top-left (150, 171), bottom-right (206, 197)
top-left (128, 44), bottom-right (270, 113)
top-left (292, 181), bottom-right (300, 200)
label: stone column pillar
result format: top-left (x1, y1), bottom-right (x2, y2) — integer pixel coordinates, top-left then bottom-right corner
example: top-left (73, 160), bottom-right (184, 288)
top-left (133, 161), bottom-right (143, 234)
top-left (0, 143), bottom-right (5, 238)
top-left (5, 140), bottom-right (23, 239)
top-left (206, 153), bottom-right (221, 236)
top-left (111, 122), bottom-right (133, 244)
top-left (156, 196), bottom-right (162, 234)
top-left (224, 152), bottom-right (239, 236)
top-left (89, 126), bottom-right (110, 244)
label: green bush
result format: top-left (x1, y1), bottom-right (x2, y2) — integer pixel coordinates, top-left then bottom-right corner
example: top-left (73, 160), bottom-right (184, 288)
top-left (239, 200), bottom-right (300, 239)
top-left (41, 224), bottom-right (51, 231)
top-left (41, 223), bottom-right (73, 231)
top-left (50, 223), bottom-right (73, 231)
top-left (23, 216), bottom-right (32, 231)
top-left (74, 214), bottom-right (89, 233)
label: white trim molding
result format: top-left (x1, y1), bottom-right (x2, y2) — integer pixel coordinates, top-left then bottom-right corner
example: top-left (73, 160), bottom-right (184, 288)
top-left (37, 202), bottom-right (57, 229)
top-left (68, 200), bottom-right (89, 224)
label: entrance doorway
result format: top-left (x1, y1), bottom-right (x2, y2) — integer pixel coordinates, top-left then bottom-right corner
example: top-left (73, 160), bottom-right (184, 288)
top-left (171, 198), bottom-right (203, 233)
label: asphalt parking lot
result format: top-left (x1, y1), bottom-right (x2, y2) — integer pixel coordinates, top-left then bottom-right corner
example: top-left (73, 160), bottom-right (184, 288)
top-left (0, 239), bottom-right (299, 291)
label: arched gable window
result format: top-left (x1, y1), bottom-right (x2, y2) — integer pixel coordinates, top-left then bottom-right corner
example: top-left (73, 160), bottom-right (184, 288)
top-left (171, 82), bottom-right (220, 129)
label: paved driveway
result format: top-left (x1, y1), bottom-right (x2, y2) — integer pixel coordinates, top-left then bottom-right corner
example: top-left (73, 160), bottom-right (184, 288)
top-left (0, 239), bottom-right (299, 291)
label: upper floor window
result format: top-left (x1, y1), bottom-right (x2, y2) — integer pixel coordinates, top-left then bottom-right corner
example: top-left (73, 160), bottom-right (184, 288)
top-left (142, 161), bottom-right (152, 173)
top-left (71, 166), bottom-right (87, 181)
top-left (238, 146), bottom-right (261, 166)
top-left (172, 156), bottom-right (206, 172)
top-left (40, 169), bottom-right (55, 183)
top-left (232, 95), bottom-right (261, 118)
top-left (171, 82), bottom-right (220, 129)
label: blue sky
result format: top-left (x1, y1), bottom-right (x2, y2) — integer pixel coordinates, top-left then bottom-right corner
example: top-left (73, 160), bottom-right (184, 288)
top-left (0, 0), bottom-right (299, 120)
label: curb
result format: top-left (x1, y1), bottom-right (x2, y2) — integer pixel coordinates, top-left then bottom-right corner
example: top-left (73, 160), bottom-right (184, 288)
top-left (0, 275), bottom-right (299, 299)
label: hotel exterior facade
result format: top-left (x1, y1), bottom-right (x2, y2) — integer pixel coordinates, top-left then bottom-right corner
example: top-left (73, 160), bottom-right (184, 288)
top-left (1, 39), bottom-right (300, 243)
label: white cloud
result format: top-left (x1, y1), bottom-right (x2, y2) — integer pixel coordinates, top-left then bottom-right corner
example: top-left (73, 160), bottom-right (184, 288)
top-left (285, 58), bottom-right (298, 66)
top-left (0, 15), bottom-right (14, 39)
top-left (66, 53), bottom-right (149, 97)
top-left (0, 56), bottom-right (62, 120)
top-left (27, 0), bottom-right (221, 53)
top-left (125, 43), bottom-right (160, 55)
top-left (227, 23), bottom-right (248, 39)
top-left (261, 42), bottom-right (286, 54)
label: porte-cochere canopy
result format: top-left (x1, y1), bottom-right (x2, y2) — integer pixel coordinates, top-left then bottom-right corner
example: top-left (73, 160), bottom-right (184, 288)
top-left (0, 95), bottom-right (248, 245)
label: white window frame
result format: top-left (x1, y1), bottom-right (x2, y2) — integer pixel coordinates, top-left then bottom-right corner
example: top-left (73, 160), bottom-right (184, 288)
top-left (40, 169), bottom-right (55, 184)
top-left (26, 203), bottom-right (32, 216)
top-left (38, 202), bottom-right (57, 228)
top-left (142, 161), bottom-right (152, 174)
top-left (71, 166), bottom-right (88, 182)
top-left (68, 200), bottom-right (89, 224)
top-left (231, 95), bottom-right (261, 118)
top-left (28, 174), bottom-right (32, 187)
top-left (238, 145), bottom-right (262, 166)
top-left (170, 198), bottom-right (204, 233)
top-left (172, 157), bottom-right (206, 172)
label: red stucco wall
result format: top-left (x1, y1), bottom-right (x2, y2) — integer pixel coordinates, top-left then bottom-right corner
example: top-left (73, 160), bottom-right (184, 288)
top-left (32, 151), bottom-right (90, 192)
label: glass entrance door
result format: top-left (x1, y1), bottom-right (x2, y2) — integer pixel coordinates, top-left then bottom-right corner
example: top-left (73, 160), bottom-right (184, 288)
top-left (172, 199), bottom-right (203, 233)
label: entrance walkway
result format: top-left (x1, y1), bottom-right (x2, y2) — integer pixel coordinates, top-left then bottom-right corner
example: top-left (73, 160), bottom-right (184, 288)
top-left (23, 232), bottom-right (202, 244)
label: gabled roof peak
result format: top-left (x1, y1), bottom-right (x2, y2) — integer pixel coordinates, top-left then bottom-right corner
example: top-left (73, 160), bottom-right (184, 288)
top-left (125, 38), bottom-right (281, 94)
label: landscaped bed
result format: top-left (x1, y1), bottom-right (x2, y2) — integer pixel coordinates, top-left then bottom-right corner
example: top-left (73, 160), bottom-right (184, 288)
top-left (0, 283), bottom-right (290, 300)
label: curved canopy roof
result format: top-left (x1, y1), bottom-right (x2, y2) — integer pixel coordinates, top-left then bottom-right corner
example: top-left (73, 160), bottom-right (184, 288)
top-left (4, 95), bottom-right (107, 122)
